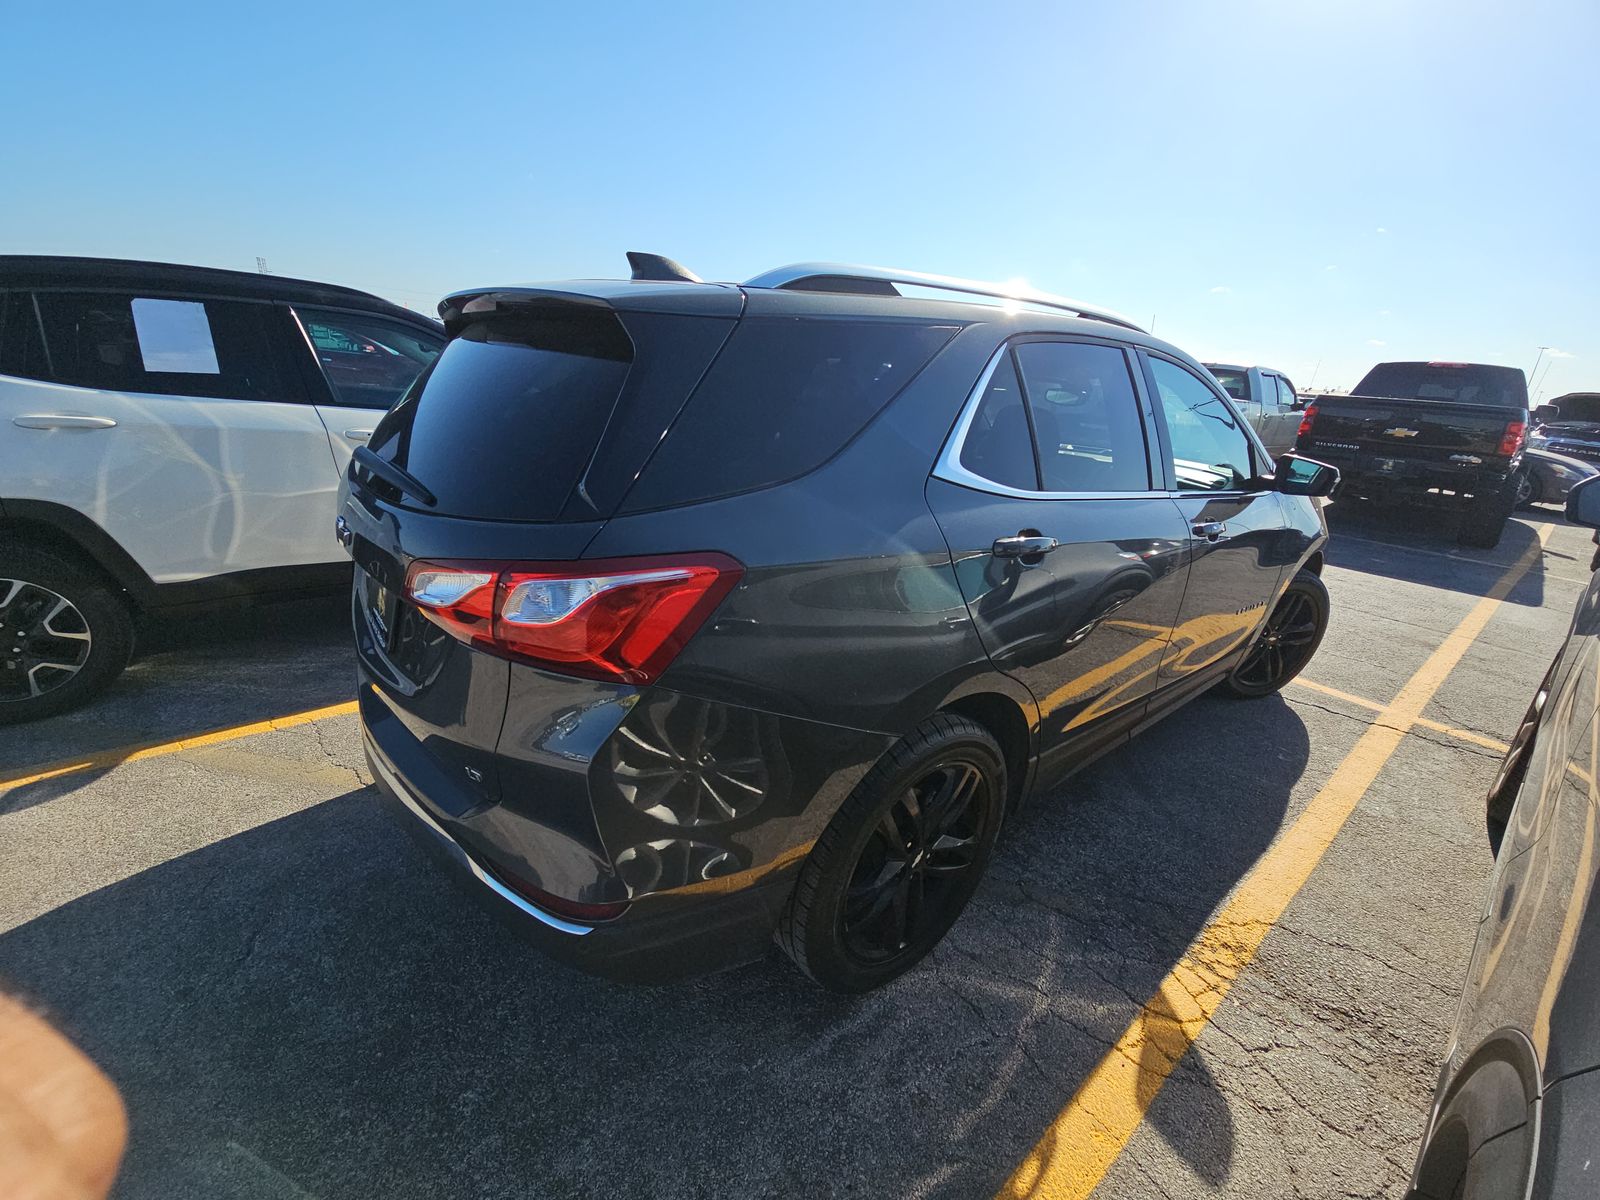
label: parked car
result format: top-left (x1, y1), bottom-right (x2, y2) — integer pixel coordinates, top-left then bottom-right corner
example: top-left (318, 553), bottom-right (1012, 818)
top-left (1408, 474), bottom-right (1600, 1198)
top-left (1297, 361), bottom-right (1530, 548)
top-left (0, 256), bottom-right (444, 723)
top-left (344, 256), bottom-right (1339, 992)
top-left (1203, 363), bottom-right (1303, 457)
top-left (1517, 447), bottom-right (1599, 508)
top-left (1527, 391), bottom-right (1600, 466)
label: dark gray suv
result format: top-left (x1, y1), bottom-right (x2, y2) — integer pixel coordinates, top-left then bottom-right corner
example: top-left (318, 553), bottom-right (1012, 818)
top-left (339, 257), bottom-right (1338, 992)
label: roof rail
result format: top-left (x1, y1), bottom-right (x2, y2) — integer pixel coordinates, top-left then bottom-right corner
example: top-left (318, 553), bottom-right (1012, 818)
top-left (742, 262), bottom-right (1145, 332)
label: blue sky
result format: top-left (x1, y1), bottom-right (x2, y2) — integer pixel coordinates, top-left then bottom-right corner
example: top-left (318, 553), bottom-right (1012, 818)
top-left (3, 0), bottom-right (1595, 394)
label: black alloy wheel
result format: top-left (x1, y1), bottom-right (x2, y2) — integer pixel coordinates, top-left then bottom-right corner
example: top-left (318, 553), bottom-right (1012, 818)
top-left (0, 546), bottom-right (135, 725)
top-left (840, 760), bottom-right (987, 964)
top-left (1221, 568), bottom-right (1330, 699)
top-left (0, 578), bottom-right (93, 702)
top-left (779, 714), bottom-right (1006, 992)
top-left (1515, 470), bottom-right (1540, 509)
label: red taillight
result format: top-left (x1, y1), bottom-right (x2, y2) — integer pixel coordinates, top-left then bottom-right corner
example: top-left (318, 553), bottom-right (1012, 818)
top-left (403, 553), bottom-right (743, 684)
top-left (1499, 420), bottom-right (1526, 456)
top-left (1297, 403), bottom-right (1318, 440)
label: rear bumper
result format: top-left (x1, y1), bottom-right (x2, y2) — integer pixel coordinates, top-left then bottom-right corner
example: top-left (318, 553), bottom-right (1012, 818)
top-left (366, 724), bottom-right (796, 982)
top-left (1309, 451), bottom-right (1512, 499)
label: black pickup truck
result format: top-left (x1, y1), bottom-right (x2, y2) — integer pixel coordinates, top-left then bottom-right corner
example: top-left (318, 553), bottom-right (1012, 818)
top-left (1295, 361), bottom-right (1529, 548)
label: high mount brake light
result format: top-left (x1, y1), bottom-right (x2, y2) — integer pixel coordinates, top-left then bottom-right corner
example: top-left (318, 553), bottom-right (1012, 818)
top-left (1500, 420), bottom-right (1527, 457)
top-left (403, 554), bottom-right (743, 684)
top-left (1298, 403), bottom-right (1318, 439)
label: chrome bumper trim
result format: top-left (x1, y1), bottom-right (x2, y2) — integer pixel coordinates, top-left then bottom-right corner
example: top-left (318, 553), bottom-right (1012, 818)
top-left (367, 738), bottom-right (593, 937)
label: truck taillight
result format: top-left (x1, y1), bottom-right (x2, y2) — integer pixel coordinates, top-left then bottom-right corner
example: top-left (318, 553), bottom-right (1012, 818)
top-left (1297, 404), bottom-right (1318, 440)
top-left (1499, 420), bottom-right (1526, 457)
top-left (404, 554), bottom-right (743, 684)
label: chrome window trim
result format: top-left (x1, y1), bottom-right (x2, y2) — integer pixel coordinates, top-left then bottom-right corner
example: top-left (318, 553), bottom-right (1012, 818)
top-left (931, 342), bottom-right (1170, 502)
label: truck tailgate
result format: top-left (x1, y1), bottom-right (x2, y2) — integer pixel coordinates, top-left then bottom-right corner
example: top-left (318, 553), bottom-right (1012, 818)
top-left (1303, 396), bottom-right (1517, 464)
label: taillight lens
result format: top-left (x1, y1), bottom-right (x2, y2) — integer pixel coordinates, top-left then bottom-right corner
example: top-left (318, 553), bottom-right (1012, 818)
top-left (1297, 403), bottom-right (1318, 439)
top-left (404, 554), bottom-right (742, 684)
top-left (1499, 420), bottom-right (1526, 457)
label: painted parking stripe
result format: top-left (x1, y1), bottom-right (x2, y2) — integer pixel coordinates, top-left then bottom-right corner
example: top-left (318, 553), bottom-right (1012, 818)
top-left (998, 525), bottom-right (1550, 1200)
top-left (0, 700), bottom-right (359, 792)
top-left (1291, 677), bottom-right (1512, 754)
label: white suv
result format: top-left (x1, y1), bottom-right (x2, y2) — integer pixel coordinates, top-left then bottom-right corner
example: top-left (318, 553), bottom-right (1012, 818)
top-left (0, 256), bottom-right (443, 723)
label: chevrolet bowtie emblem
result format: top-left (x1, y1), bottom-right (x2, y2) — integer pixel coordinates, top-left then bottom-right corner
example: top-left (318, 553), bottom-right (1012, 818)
top-left (1383, 427), bottom-right (1420, 438)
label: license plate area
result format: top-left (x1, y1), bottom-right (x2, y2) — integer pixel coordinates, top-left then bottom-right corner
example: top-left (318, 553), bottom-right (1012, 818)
top-left (363, 568), bottom-right (399, 648)
top-left (1369, 456), bottom-right (1403, 475)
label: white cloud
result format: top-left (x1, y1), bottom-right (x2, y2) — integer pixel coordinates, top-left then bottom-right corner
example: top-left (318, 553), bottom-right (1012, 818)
top-left (1549, 348), bottom-right (1577, 359)
top-left (1368, 339), bottom-right (1387, 346)
top-left (1378, 309), bottom-right (1392, 317)
top-left (1209, 285), bottom-right (1231, 294)
top-left (1325, 265), bottom-right (1338, 271)
top-left (1376, 227), bottom-right (1388, 234)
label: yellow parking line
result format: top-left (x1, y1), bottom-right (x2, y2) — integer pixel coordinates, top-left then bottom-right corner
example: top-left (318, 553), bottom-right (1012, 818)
top-left (1289, 678), bottom-right (1511, 754)
top-left (0, 700), bottom-right (359, 792)
top-left (998, 525), bottom-right (1549, 1200)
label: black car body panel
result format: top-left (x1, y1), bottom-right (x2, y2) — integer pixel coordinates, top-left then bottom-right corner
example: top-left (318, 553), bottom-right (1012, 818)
top-left (1410, 498), bottom-right (1600, 1195)
top-left (344, 265), bottom-right (1332, 982)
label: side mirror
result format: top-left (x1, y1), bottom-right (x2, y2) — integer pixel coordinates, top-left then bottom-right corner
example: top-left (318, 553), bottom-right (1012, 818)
top-left (1273, 453), bottom-right (1340, 498)
top-left (1534, 403), bottom-right (1561, 424)
top-left (1566, 475), bottom-right (1600, 529)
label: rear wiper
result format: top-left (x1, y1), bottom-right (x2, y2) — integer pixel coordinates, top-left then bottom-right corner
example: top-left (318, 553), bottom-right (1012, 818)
top-left (352, 445), bottom-right (437, 508)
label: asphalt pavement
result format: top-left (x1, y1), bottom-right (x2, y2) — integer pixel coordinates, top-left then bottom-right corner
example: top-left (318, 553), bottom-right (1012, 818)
top-left (0, 499), bottom-right (1589, 1199)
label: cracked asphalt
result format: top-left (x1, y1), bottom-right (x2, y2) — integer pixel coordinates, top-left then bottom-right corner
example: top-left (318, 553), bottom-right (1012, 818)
top-left (0, 500), bottom-right (1590, 1199)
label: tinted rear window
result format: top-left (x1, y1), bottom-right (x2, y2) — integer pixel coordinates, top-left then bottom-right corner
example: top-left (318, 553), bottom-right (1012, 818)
top-left (621, 318), bottom-right (956, 511)
top-left (1208, 368), bottom-right (1247, 400)
top-left (1354, 363), bottom-right (1528, 407)
top-left (366, 310), bottom-right (632, 519)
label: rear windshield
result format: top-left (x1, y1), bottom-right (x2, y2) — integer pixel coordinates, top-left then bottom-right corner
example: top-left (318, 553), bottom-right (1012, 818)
top-left (365, 309), bottom-right (632, 519)
top-left (1353, 363), bottom-right (1528, 407)
top-left (1207, 368), bottom-right (1247, 400)
top-left (621, 317), bottom-right (956, 511)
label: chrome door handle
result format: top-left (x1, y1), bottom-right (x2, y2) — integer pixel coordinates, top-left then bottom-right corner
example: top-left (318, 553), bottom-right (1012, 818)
top-left (12, 414), bottom-right (118, 430)
top-left (992, 534), bottom-right (1061, 558)
top-left (343, 429), bottom-right (374, 441)
top-left (1192, 521), bottom-right (1227, 541)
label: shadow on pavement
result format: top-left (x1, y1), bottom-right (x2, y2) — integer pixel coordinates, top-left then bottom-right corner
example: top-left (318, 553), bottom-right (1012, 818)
top-left (0, 691), bottom-right (1308, 1198)
top-left (0, 594), bottom-right (355, 779)
top-left (1324, 500), bottom-right (1552, 606)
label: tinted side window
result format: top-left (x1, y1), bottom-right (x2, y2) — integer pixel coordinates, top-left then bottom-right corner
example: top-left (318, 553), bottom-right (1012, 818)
top-left (0, 293), bottom-right (52, 381)
top-left (297, 306), bottom-right (442, 411)
top-left (1257, 374), bottom-right (1278, 407)
top-left (1276, 376), bottom-right (1298, 409)
top-left (1015, 342), bottom-right (1148, 492)
top-left (32, 292), bottom-right (289, 401)
top-left (958, 354), bottom-right (1037, 491)
top-left (623, 318), bottom-right (956, 511)
top-left (1149, 356), bottom-right (1254, 491)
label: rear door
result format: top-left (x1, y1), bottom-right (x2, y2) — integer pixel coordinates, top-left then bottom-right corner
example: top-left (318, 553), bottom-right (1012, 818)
top-left (1, 288), bottom-right (338, 581)
top-left (1141, 352), bottom-right (1290, 697)
top-left (926, 335), bottom-right (1191, 777)
top-left (286, 304), bottom-right (443, 468)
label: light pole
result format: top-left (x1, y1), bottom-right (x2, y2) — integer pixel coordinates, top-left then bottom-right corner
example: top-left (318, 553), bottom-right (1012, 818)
top-left (1529, 346), bottom-right (1550, 383)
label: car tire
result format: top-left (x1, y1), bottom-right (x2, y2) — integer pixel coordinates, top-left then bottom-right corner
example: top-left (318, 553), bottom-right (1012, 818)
top-left (1515, 470), bottom-right (1541, 510)
top-left (0, 545), bottom-right (135, 726)
top-left (1459, 489), bottom-right (1515, 549)
top-left (1219, 568), bottom-right (1330, 700)
top-left (778, 714), bottom-right (1006, 993)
